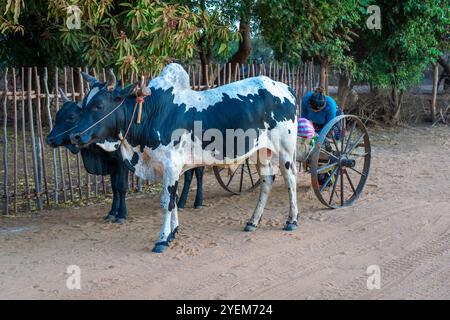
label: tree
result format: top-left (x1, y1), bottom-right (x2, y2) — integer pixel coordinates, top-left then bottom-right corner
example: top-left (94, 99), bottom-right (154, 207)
top-left (175, 0), bottom-right (240, 83)
top-left (222, 0), bottom-right (254, 67)
top-left (436, 24), bottom-right (450, 92)
top-left (356, 0), bottom-right (449, 122)
top-left (1, 1), bottom-right (234, 78)
top-left (256, 0), bottom-right (367, 93)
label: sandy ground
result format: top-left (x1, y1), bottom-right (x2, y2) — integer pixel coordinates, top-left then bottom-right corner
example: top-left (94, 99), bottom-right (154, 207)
top-left (0, 125), bottom-right (449, 300)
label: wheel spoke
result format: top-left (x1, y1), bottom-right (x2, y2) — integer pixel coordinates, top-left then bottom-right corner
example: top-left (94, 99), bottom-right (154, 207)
top-left (343, 121), bottom-right (357, 154)
top-left (320, 167), bottom-right (339, 193)
top-left (340, 166), bottom-right (344, 206)
top-left (317, 162), bottom-right (338, 174)
top-left (348, 166), bottom-right (366, 177)
top-left (246, 161), bottom-right (255, 187)
top-left (348, 151), bottom-right (369, 157)
top-left (347, 132), bottom-right (365, 155)
top-left (344, 169), bottom-right (356, 194)
top-left (239, 164), bottom-right (244, 192)
top-left (319, 148), bottom-right (336, 159)
top-left (226, 166), bottom-right (240, 187)
top-left (330, 133), bottom-right (341, 155)
top-left (328, 169), bottom-right (340, 205)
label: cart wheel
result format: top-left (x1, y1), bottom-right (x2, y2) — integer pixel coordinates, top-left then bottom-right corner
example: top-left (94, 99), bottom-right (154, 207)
top-left (310, 115), bottom-right (371, 208)
top-left (213, 159), bottom-right (261, 195)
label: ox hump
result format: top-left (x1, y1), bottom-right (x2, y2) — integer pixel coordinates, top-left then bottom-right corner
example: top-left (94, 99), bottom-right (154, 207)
top-left (148, 63), bottom-right (190, 91)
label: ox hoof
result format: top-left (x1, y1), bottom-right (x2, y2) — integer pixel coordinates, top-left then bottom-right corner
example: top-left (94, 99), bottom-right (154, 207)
top-left (113, 218), bottom-right (126, 225)
top-left (104, 214), bottom-right (116, 222)
top-left (244, 222), bottom-right (257, 232)
top-left (283, 221), bottom-right (298, 231)
top-left (152, 242), bottom-right (169, 253)
top-left (168, 227), bottom-right (179, 243)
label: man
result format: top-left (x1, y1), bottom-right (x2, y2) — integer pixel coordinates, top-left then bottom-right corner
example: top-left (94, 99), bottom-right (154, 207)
top-left (301, 87), bottom-right (340, 132)
top-left (301, 87), bottom-right (342, 189)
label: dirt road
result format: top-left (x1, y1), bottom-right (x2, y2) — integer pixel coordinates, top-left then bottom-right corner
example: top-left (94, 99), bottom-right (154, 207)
top-left (1, 125), bottom-right (449, 299)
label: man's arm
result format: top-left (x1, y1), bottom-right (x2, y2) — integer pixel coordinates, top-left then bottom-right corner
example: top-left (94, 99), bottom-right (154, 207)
top-left (325, 96), bottom-right (338, 123)
top-left (301, 92), bottom-right (312, 118)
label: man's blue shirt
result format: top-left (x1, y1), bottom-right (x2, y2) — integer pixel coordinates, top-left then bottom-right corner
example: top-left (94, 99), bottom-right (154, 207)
top-left (301, 91), bottom-right (338, 126)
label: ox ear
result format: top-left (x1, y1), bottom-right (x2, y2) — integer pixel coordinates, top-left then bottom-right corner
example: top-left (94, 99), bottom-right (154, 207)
top-left (81, 72), bottom-right (98, 86)
top-left (107, 69), bottom-right (117, 91)
top-left (58, 88), bottom-right (70, 103)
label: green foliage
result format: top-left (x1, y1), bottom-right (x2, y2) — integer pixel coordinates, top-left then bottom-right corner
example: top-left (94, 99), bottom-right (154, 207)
top-left (175, 0), bottom-right (241, 62)
top-left (0, 0), bottom-right (239, 75)
top-left (356, 0), bottom-right (449, 91)
top-left (249, 35), bottom-right (273, 62)
top-left (255, 0), bottom-right (367, 68)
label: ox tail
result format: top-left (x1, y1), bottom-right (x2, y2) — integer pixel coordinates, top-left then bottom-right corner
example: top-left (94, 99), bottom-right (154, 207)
top-left (287, 85), bottom-right (299, 117)
top-left (293, 133), bottom-right (298, 175)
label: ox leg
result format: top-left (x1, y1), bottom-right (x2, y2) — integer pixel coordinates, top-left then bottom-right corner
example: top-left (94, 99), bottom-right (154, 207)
top-left (280, 153), bottom-right (299, 231)
top-left (193, 167), bottom-right (204, 209)
top-left (153, 168), bottom-right (180, 253)
top-left (168, 205), bottom-right (179, 243)
top-left (245, 160), bottom-right (274, 232)
top-left (114, 165), bottom-right (129, 225)
top-left (104, 172), bottom-right (119, 222)
top-left (177, 169), bottom-right (193, 209)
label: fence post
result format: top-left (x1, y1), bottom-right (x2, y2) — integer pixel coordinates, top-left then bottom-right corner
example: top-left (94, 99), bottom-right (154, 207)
top-left (35, 69), bottom-right (50, 206)
top-left (78, 67), bottom-right (90, 203)
top-left (64, 67), bottom-right (75, 203)
top-left (70, 67), bottom-right (83, 201)
top-left (28, 67), bottom-right (42, 210)
top-left (34, 69), bottom-right (43, 201)
top-left (12, 68), bottom-right (18, 214)
top-left (21, 68), bottom-right (31, 210)
top-left (2, 68), bottom-right (9, 214)
top-left (216, 63), bottom-right (221, 87)
top-left (85, 67), bottom-right (98, 198)
top-left (55, 67), bottom-right (67, 203)
top-left (44, 67), bottom-right (59, 205)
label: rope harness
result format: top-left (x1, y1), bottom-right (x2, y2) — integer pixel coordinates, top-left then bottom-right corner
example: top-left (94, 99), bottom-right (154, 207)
top-left (51, 123), bottom-right (79, 139)
top-left (76, 96), bottom-right (142, 145)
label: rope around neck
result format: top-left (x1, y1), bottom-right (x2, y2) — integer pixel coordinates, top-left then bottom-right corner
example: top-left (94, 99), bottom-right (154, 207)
top-left (122, 102), bottom-right (139, 143)
top-left (76, 98), bottom-right (127, 138)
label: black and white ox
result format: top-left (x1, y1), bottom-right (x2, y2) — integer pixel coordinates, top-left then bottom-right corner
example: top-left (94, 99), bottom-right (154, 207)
top-left (71, 63), bottom-right (298, 253)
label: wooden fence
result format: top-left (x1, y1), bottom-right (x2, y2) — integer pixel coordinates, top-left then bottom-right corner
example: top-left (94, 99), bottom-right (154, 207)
top-left (0, 62), bottom-right (319, 215)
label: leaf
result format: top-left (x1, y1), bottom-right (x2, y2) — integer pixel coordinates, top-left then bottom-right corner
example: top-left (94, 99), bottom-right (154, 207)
top-left (218, 42), bottom-right (227, 55)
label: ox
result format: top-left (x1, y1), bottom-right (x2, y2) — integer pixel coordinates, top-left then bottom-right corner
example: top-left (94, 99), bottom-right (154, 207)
top-left (71, 63), bottom-right (298, 253)
top-left (46, 89), bottom-right (129, 224)
top-left (79, 72), bottom-right (205, 210)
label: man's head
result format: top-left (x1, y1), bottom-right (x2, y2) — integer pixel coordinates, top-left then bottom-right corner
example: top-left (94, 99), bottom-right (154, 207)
top-left (309, 87), bottom-right (326, 112)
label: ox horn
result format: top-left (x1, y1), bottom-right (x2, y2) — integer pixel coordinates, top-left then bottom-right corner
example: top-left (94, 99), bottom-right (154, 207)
top-left (59, 88), bottom-right (70, 103)
top-left (107, 68), bottom-right (117, 91)
top-left (81, 71), bottom-right (98, 86)
top-left (136, 76), bottom-right (151, 97)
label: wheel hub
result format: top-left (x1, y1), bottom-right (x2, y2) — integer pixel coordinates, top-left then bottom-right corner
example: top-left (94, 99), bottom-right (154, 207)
top-left (339, 157), bottom-right (356, 168)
